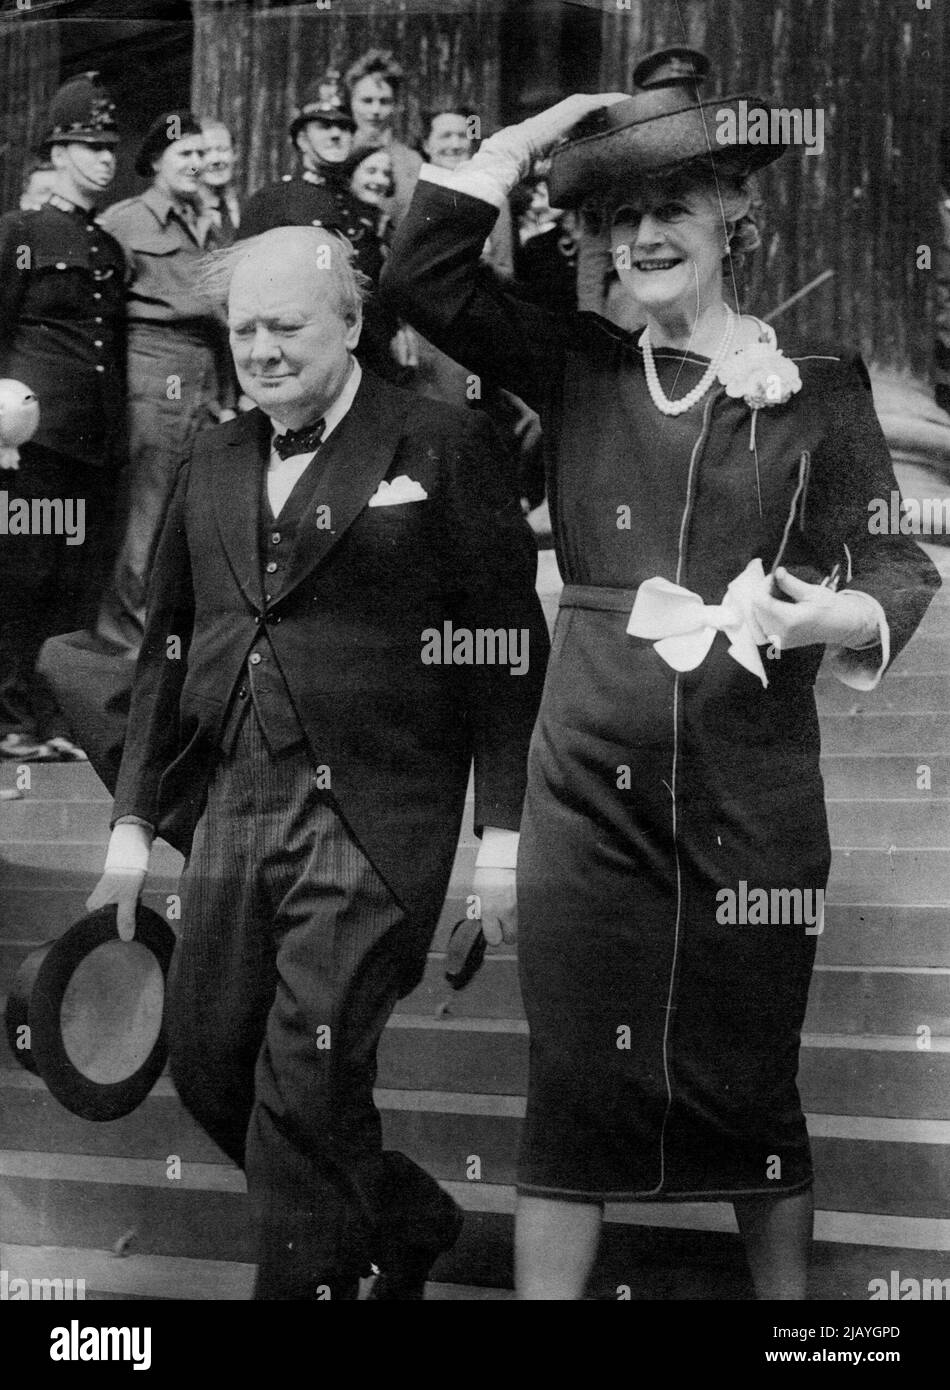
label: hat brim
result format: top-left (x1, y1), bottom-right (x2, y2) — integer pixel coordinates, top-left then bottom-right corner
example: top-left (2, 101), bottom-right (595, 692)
top-left (289, 113), bottom-right (356, 141)
top-left (41, 131), bottom-right (119, 152)
top-left (549, 94), bottom-right (789, 206)
top-left (4, 904), bottom-right (175, 1121)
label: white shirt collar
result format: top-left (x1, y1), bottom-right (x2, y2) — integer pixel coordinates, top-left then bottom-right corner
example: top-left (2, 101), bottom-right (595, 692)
top-left (271, 357), bottom-right (362, 453)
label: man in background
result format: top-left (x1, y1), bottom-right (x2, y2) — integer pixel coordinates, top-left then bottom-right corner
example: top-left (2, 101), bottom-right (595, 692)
top-left (198, 117), bottom-right (241, 243)
top-left (95, 110), bottom-right (233, 656)
top-left (0, 73), bottom-right (125, 760)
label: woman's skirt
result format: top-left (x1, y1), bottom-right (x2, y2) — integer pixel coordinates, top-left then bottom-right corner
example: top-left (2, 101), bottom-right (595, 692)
top-left (515, 603), bottom-right (830, 1201)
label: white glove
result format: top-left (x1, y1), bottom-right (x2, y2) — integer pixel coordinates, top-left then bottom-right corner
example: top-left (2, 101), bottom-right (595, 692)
top-left (751, 567), bottom-right (882, 651)
top-left (86, 822), bottom-right (153, 941)
top-left (461, 92), bottom-right (629, 196)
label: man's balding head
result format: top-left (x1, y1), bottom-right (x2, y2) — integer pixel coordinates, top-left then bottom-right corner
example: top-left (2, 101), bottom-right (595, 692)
top-left (220, 227), bottom-right (365, 428)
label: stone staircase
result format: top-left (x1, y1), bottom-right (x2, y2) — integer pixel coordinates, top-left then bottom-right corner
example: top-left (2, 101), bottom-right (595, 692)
top-left (1, 547), bottom-right (948, 1301)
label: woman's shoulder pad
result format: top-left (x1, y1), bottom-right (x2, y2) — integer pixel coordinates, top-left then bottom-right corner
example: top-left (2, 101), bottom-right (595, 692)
top-left (785, 341), bottom-right (871, 390)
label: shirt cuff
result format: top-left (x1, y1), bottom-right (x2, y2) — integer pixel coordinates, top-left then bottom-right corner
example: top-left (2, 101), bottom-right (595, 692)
top-left (475, 827), bottom-right (520, 870)
top-left (825, 591), bottom-right (891, 691)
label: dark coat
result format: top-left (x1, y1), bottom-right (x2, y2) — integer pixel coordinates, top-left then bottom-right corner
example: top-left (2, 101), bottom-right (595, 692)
top-left (111, 367), bottom-right (549, 927)
top-left (0, 200), bottom-right (126, 466)
top-left (383, 178), bottom-right (942, 1200)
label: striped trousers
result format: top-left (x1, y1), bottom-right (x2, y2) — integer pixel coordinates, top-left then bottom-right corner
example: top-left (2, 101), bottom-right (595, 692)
top-left (169, 708), bottom-right (443, 1298)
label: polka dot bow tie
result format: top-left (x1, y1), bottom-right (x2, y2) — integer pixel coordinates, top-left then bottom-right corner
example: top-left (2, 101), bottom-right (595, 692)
top-left (273, 418), bottom-right (326, 460)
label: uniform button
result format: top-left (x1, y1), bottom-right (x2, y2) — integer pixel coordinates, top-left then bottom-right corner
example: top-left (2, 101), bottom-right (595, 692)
top-left (94, 339), bottom-right (103, 348)
top-left (265, 560), bottom-right (277, 574)
top-left (95, 317), bottom-right (103, 324)
top-left (265, 592), bottom-right (272, 602)
top-left (95, 364), bottom-right (105, 373)
top-left (270, 532), bottom-right (281, 544)
top-left (56, 261), bottom-right (67, 270)
top-left (253, 615), bottom-right (260, 624)
top-left (87, 224), bottom-right (95, 231)
top-left (94, 292), bottom-right (101, 300)
top-left (249, 652), bottom-right (262, 666)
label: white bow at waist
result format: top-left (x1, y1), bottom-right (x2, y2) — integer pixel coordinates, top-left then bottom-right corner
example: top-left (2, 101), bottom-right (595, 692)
top-left (625, 558), bottom-right (770, 687)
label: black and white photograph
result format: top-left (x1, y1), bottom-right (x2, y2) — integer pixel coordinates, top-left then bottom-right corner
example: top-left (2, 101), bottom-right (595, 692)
top-left (0, 0), bottom-right (946, 1356)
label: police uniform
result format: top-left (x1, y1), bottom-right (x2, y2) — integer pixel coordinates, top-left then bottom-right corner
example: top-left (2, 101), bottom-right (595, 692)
top-left (241, 173), bottom-right (400, 380)
top-left (240, 90), bottom-right (401, 381)
top-left (0, 75), bottom-right (125, 751)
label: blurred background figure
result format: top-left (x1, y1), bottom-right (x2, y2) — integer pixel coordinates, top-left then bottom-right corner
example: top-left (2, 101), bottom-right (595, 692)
top-left (340, 143), bottom-right (395, 250)
top-left (95, 110), bottom-right (233, 656)
top-left (420, 104), bottom-right (513, 278)
top-left (198, 117), bottom-right (241, 243)
top-left (345, 48), bottom-right (421, 227)
top-left (18, 155), bottom-right (57, 212)
top-left (511, 162), bottom-right (578, 319)
top-left (241, 83), bottom-right (358, 237)
top-left (241, 83), bottom-right (403, 382)
top-left (0, 73), bottom-right (126, 760)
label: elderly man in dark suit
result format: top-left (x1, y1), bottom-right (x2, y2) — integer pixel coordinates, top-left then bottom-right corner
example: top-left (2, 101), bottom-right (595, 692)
top-left (87, 224), bottom-right (548, 1300)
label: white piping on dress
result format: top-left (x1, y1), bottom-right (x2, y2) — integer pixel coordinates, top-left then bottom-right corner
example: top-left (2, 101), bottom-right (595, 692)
top-left (654, 390), bottom-right (719, 1194)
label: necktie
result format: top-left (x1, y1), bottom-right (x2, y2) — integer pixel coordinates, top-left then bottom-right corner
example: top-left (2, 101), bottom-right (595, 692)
top-left (273, 418), bottom-right (326, 460)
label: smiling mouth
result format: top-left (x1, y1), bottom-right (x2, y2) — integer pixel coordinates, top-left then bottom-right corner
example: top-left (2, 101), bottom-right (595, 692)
top-left (634, 258), bottom-right (683, 272)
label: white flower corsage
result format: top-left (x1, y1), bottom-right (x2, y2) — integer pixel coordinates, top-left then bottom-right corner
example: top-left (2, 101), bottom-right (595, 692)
top-left (716, 323), bottom-right (803, 515)
top-left (717, 324), bottom-right (802, 413)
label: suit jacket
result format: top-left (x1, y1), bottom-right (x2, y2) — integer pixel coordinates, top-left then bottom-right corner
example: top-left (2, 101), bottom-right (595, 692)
top-left (112, 367), bottom-right (549, 927)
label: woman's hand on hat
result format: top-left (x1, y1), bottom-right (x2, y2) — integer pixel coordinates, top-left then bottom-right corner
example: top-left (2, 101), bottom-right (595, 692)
top-left (751, 567), bottom-right (881, 652)
top-left (516, 93), bottom-right (630, 160)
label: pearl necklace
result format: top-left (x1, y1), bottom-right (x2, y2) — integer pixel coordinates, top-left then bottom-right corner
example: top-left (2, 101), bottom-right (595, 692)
top-left (640, 305), bottom-right (736, 416)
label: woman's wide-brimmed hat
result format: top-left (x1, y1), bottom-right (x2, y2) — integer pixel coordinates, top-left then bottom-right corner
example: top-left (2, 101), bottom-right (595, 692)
top-left (548, 46), bottom-right (790, 206)
top-left (4, 904), bottom-right (175, 1121)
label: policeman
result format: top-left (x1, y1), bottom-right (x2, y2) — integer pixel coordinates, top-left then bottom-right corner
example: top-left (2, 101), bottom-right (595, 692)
top-left (241, 87), bottom-right (401, 379)
top-left (0, 72), bottom-right (126, 760)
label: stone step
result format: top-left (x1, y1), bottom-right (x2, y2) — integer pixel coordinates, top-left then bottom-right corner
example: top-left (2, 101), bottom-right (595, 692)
top-left (1, 923), bottom-right (948, 1034)
top-left (820, 756), bottom-right (949, 798)
top-left (817, 713), bottom-right (950, 756)
top-left (393, 961), bottom-right (950, 1037)
top-left (1, 1094), bottom-right (948, 1237)
top-left (3, 1017), bottom-right (950, 1119)
top-left (3, 839), bottom-right (947, 904)
top-left (7, 1214), bottom-right (950, 1301)
top-left (824, 799), bottom-right (950, 847)
top-left (1, 794), bottom-right (945, 850)
top-left (887, 637), bottom-right (949, 674)
top-left (815, 673), bottom-right (950, 713)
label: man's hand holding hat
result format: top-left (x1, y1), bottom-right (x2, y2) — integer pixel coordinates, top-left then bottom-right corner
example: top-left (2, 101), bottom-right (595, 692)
top-left (86, 821), bottom-right (154, 941)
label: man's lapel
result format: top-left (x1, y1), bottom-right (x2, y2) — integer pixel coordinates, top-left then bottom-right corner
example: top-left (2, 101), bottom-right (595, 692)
top-left (214, 409), bottom-right (269, 610)
top-left (275, 370), bottom-right (411, 602)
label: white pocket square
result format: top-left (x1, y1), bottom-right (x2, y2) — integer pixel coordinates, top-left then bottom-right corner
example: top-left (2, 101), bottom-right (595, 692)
top-left (368, 475), bottom-right (428, 507)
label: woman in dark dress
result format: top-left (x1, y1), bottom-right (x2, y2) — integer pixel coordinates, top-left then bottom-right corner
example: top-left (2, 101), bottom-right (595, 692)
top-left (383, 54), bottom-right (940, 1300)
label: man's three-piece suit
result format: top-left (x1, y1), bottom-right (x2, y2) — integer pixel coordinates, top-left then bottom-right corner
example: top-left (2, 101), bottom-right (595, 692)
top-left (111, 365), bottom-right (549, 1296)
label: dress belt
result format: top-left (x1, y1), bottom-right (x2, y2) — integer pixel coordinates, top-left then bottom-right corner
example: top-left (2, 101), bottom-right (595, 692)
top-left (559, 583), bottom-right (639, 613)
